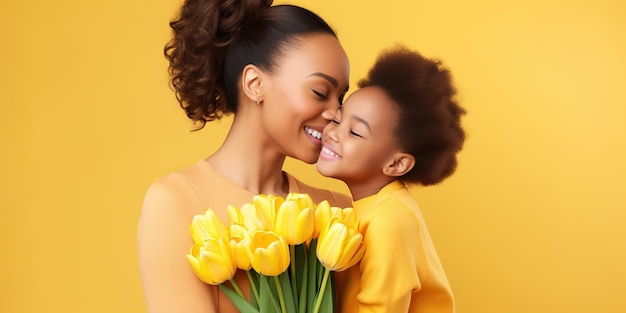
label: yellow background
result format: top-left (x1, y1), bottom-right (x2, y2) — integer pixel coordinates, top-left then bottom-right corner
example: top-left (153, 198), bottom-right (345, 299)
top-left (1, 0), bottom-right (624, 312)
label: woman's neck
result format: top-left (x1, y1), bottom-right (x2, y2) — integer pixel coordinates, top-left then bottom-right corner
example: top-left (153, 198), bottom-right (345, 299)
top-left (207, 113), bottom-right (290, 196)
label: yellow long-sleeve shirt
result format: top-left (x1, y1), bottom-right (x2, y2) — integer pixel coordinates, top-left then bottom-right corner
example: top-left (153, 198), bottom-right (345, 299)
top-left (335, 180), bottom-right (455, 313)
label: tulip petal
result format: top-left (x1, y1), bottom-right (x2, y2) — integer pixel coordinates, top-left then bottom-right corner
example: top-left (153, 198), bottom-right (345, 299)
top-left (341, 208), bottom-right (358, 228)
top-left (253, 195), bottom-right (277, 230)
top-left (275, 201), bottom-right (298, 243)
top-left (317, 221), bottom-right (349, 268)
top-left (287, 193), bottom-right (314, 212)
top-left (227, 205), bottom-right (243, 225)
top-left (295, 208), bottom-right (314, 244)
top-left (334, 233), bottom-right (364, 271)
top-left (314, 201), bottom-right (337, 238)
top-left (229, 223), bottom-right (250, 240)
top-left (247, 231), bottom-right (290, 276)
top-left (186, 254), bottom-right (208, 282)
top-left (340, 242), bottom-right (365, 271)
top-left (200, 240), bottom-right (236, 281)
top-left (230, 238), bottom-right (252, 270)
top-left (205, 209), bottom-right (230, 240)
top-left (240, 203), bottom-right (260, 231)
top-left (257, 243), bottom-right (281, 276)
top-left (187, 239), bottom-right (236, 285)
top-left (190, 215), bottom-right (210, 244)
top-left (191, 210), bottom-right (230, 244)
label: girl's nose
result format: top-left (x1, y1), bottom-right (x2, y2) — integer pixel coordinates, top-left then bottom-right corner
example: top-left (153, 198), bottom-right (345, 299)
top-left (325, 124), bottom-right (339, 142)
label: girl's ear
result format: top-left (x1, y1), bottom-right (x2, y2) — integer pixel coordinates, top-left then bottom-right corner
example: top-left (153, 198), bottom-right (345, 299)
top-left (242, 64), bottom-right (264, 103)
top-left (382, 153), bottom-right (415, 177)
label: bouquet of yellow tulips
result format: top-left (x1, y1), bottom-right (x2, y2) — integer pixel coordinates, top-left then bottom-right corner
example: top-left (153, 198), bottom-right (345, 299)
top-left (186, 193), bottom-right (365, 313)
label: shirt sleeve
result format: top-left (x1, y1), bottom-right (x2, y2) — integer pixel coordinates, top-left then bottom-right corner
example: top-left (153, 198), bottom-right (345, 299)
top-left (137, 174), bottom-right (218, 313)
top-left (356, 202), bottom-right (424, 313)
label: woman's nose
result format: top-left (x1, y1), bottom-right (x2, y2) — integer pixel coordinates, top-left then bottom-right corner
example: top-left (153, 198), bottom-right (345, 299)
top-left (321, 109), bottom-right (336, 121)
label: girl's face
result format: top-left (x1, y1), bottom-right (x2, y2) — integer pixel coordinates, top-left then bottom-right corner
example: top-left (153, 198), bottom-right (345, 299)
top-left (316, 86), bottom-right (403, 186)
top-left (260, 34), bottom-right (350, 164)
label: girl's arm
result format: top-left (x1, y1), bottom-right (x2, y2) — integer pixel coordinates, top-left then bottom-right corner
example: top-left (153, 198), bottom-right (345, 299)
top-left (357, 209), bottom-right (421, 312)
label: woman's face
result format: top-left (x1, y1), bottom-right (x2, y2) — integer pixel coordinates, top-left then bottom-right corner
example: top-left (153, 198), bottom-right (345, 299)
top-left (260, 34), bottom-right (350, 164)
top-left (316, 86), bottom-right (402, 185)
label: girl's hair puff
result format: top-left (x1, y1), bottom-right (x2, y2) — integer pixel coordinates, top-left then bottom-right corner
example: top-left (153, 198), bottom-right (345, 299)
top-left (359, 46), bottom-right (467, 185)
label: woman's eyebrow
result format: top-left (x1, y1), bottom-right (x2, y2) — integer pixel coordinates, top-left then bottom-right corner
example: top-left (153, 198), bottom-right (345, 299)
top-left (307, 72), bottom-right (338, 87)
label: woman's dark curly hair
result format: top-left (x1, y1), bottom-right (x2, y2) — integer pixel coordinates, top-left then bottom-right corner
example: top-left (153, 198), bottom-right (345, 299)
top-left (164, 0), bottom-right (337, 130)
top-left (359, 46), bottom-right (467, 186)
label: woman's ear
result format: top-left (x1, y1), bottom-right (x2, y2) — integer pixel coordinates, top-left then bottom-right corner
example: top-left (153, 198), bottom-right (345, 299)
top-left (382, 153), bottom-right (415, 177)
top-left (242, 64), bottom-right (264, 103)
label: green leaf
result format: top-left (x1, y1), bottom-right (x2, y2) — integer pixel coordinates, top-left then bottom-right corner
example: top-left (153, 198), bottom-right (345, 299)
top-left (259, 275), bottom-right (281, 313)
top-left (219, 284), bottom-right (260, 313)
top-left (248, 270), bottom-right (260, 308)
top-left (294, 244), bottom-right (307, 299)
top-left (290, 245), bottom-right (299, 309)
top-left (312, 268), bottom-right (333, 313)
top-left (279, 270), bottom-right (296, 313)
top-left (319, 271), bottom-right (334, 312)
top-left (248, 270), bottom-right (260, 289)
top-left (318, 262), bottom-right (327, 292)
top-left (298, 245), bottom-right (309, 313)
top-left (307, 239), bottom-right (320, 312)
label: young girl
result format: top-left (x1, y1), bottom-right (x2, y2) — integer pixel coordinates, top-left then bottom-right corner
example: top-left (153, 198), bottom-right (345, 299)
top-left (137, 1), bottom-right (352, 312)
top-left (317, 46), bottom-right (466, 312)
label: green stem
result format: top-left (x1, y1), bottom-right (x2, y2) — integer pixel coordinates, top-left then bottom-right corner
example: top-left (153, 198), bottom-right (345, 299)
top-left (298, 247), bottom-right (308, 313)
top-left (246, 270), bottom-right (260, 305)
top-left (290, 245), bottom-right (298, 307)
top-left (228, 278), bottom-right (245, 299)
top-left (273, 275), bottom-right (288, 313)
top-left (312, 268), bottom-right (331, 313)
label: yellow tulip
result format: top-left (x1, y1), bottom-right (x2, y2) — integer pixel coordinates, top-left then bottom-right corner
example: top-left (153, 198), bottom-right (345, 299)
top-left (187, 237), bottom-right (236, 285)
top-left (190, 209), bottom-right (230, 245)
top-left (229, 223), bottom-right (253, 270)
top-left (245, 231), bottom-right (290, 276)
top-left (275, 196), bottom-right (315, 245)
top-left (339, 207), bottom-right (358, 228)
top-left (313, 200), bottom-right (343, 238)
top-left (227, 205), bottom-right (244, 227)
top-left (316, 218), bottom-right (365, 271)
top-left (235, 194), bottom-right (282, 232)
top-left (285, 193), bottom-right (315, 212)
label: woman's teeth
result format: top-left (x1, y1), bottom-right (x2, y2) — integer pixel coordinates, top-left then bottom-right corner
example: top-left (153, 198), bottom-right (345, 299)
top-left (305, 127), bottom-right (322, 140)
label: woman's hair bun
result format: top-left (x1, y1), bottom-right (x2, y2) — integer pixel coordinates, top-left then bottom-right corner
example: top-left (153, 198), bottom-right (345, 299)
top-left (215, 0), bottom-right (274, 46)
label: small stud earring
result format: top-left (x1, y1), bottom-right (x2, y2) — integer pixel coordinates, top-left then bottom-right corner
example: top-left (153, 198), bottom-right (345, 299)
top-left (256, 99), bottom-right (260, 105)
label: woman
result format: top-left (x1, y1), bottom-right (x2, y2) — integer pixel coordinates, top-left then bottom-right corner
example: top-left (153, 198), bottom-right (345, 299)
top-left (137, 0), bottom-right (352, 312)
